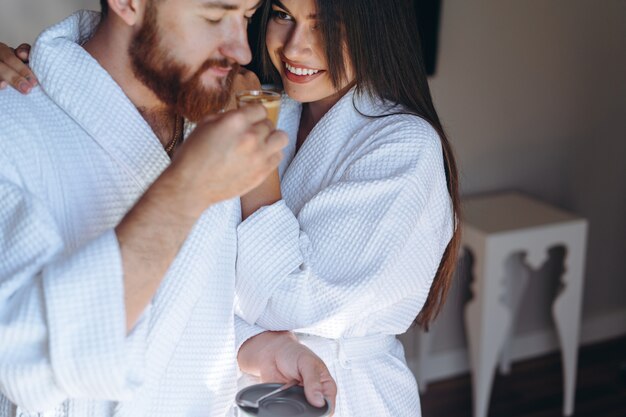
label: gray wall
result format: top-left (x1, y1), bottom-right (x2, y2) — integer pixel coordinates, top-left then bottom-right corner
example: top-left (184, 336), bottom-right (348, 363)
top-left (0, 0), bottom-right (98, 46)
top-left (418, 0), bottom-right (626, 372)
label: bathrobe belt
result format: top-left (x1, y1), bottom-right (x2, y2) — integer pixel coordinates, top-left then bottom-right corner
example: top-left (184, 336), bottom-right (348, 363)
top-left (296, 333), bottom-right (398, 370)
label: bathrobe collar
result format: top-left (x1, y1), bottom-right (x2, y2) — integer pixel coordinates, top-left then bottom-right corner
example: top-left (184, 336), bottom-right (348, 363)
top-left (278, 87), bottom-right (399, 210)
top-left (30, 10), bottom-right (173, 190)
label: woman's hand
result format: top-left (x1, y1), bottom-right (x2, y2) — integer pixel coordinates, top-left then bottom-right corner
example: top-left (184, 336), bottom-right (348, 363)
top-left (0, 42), bottom-right (37, 93)
top-left (224, 67), bottom-right (262, 111)
top-left (238, 331), bottom-right (337, 413)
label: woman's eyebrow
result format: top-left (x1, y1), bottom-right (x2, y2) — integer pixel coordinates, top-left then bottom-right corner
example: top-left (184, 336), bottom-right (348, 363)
top-left (272, 0), bottom-right (289, 12)
top-left (272, 0), bottom-right (317, 19)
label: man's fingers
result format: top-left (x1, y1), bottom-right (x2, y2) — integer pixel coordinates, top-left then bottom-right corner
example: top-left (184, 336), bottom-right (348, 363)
top-left (198, 111), bottom-right (222, 125)
top-left (195, 110), bottom-right (242, 137)
top-left (266, 152), bottom-right (283, 169)
top-left (237, 102), bottom-right (268, 124)
top-left (265, 130), bottom-right (288, 152)
top-left (249, 119), bottom-right (273, 143)
top-left (199, 106), bottom-right (275, 139)
top-left (263, 131), bottom-right (287, 170)
top-left (200, 104), bottom-right (267, 133)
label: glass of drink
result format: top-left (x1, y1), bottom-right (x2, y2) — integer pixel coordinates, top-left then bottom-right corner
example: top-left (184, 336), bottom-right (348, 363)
top-left (235, 90), bottom-right (281, 127)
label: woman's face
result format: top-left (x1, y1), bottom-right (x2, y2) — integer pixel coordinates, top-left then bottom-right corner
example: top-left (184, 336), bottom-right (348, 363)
top-left (265, 0), bottom-right (354, 103)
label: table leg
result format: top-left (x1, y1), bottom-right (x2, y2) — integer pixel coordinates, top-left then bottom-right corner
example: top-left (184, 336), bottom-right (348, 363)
top-left (465, 243), bottom-right (512, 417)
top-left (499, 253), bottom-right (532, 374)
top-left (552, 233), bottom-right (586, 416)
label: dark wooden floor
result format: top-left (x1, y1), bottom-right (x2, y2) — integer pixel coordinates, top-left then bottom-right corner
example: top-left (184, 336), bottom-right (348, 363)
top-left (420, 336), bottom-right (626, 417)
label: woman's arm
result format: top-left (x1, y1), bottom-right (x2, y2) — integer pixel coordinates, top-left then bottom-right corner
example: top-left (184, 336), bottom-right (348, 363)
top-left (235, 119), bottom-right (455, 335)
top-left (0, 42), bottom-right (37, 93)
top-left (240, 170), bottom-right (282, 219)
top-left (231, 68), bottom-right (283, 220)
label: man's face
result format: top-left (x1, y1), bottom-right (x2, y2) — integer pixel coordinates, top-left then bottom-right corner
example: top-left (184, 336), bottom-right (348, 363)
top-left (129, 0), bottom-right (262, 121)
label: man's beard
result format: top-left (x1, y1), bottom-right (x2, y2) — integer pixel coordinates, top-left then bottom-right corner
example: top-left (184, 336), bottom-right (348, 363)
top-left (128, 3), bottom-right (239, 122)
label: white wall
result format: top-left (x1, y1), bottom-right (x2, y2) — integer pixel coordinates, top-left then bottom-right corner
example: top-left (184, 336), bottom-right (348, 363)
top-left (407, 0), bottom-right (626, 384)
top-left (0, 0), bottom-right (98, 46)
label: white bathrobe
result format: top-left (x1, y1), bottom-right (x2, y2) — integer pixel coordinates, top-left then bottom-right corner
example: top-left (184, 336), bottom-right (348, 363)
top-left (0, 11), bottom-right (256, 417)
top-left (236, 89), bottom-right (454, 416)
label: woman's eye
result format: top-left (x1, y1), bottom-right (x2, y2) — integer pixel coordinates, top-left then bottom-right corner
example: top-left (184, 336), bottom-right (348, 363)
top-left (270, 10), bottom-right (292, 21)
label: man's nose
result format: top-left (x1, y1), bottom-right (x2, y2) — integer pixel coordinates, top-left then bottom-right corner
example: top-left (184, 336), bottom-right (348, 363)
top-left (219, 19), bottom-right (252, 66)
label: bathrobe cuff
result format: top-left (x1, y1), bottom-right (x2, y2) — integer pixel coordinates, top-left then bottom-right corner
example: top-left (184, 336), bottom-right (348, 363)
top-left (236, 200), bottom-right (302, 324)
top-left (42, 229), bottom-right (145, 400)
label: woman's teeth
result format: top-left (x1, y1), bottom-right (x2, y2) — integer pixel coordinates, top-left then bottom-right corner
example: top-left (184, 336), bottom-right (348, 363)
top-left (285, 62), bottom-right (320, 76)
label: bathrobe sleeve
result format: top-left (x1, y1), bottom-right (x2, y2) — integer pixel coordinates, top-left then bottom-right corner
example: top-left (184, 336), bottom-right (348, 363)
top-left (235, 119), bottom-right (454, 335)
top-left (234, 315), bottom-right (266, 353)
top-left (0, 152), bottom-right (146, 412)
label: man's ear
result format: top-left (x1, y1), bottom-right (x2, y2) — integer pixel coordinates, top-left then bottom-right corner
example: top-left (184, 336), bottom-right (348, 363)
top-left (106, 0), bottom-right (146, 26)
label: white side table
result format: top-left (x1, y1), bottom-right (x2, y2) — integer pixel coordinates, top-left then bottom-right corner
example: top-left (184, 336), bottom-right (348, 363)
top-left (462, 192), bottom-right (587, 417)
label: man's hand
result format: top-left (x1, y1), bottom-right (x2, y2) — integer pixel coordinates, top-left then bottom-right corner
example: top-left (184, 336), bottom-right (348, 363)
top-left (167, 104), bottom-right (287, 216)
top-left (238, 332), bottom-right (337, 413)
top-left (116, 104), bottom-right (287, 331)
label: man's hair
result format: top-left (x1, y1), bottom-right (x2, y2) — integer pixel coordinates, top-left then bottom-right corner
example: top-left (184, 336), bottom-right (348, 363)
top-left (100, 0), bottom-right (109, 17)
top-left (100, 0), bottom-right (160, 18)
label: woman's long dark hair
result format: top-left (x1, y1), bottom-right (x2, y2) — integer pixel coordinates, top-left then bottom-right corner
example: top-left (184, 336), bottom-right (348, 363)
top-left (258, 0), bottom-right (460, 330)
top-left (100, 0), bottom-right (108, 17)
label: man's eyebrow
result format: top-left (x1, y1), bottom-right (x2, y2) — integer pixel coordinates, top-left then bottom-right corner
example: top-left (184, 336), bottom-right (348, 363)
top-left (271, 0), bottom-right (317, 19)
top-left (198, 0), bottom-right (263, 12)
top-left (248, 0), bottom-right (264, 12)
top-left (199, 1), bottom-right (239, 11)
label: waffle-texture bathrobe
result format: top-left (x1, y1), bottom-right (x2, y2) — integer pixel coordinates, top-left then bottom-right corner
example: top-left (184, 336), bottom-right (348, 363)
top-left (236, 89), bottom-right (454, 416)
top-left (0, 11), bottom-right (254, 417)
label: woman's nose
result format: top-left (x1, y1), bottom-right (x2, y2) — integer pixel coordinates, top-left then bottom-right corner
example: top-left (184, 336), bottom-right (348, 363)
top-left (281, 24), bottom-right (314, 61)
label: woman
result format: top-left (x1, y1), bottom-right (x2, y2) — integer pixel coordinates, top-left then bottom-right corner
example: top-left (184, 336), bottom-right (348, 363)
top-left (0, 0), bottom-right (460, 415)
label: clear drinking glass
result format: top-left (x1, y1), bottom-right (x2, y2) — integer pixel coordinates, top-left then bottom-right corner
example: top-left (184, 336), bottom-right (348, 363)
top-left (235, 90), bottom-right (281, 127)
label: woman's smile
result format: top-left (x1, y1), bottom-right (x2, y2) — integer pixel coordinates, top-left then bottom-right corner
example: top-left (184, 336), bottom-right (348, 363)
top-left (282, 59), bottom-right (325, 84)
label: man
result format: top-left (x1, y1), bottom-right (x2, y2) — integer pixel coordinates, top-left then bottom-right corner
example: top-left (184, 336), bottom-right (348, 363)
top-left (0, 0), bottom-right (336, 416)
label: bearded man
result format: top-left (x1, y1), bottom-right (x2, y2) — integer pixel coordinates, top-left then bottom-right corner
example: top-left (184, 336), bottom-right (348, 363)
top-left (0, 1), bottom-right (336, 416)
